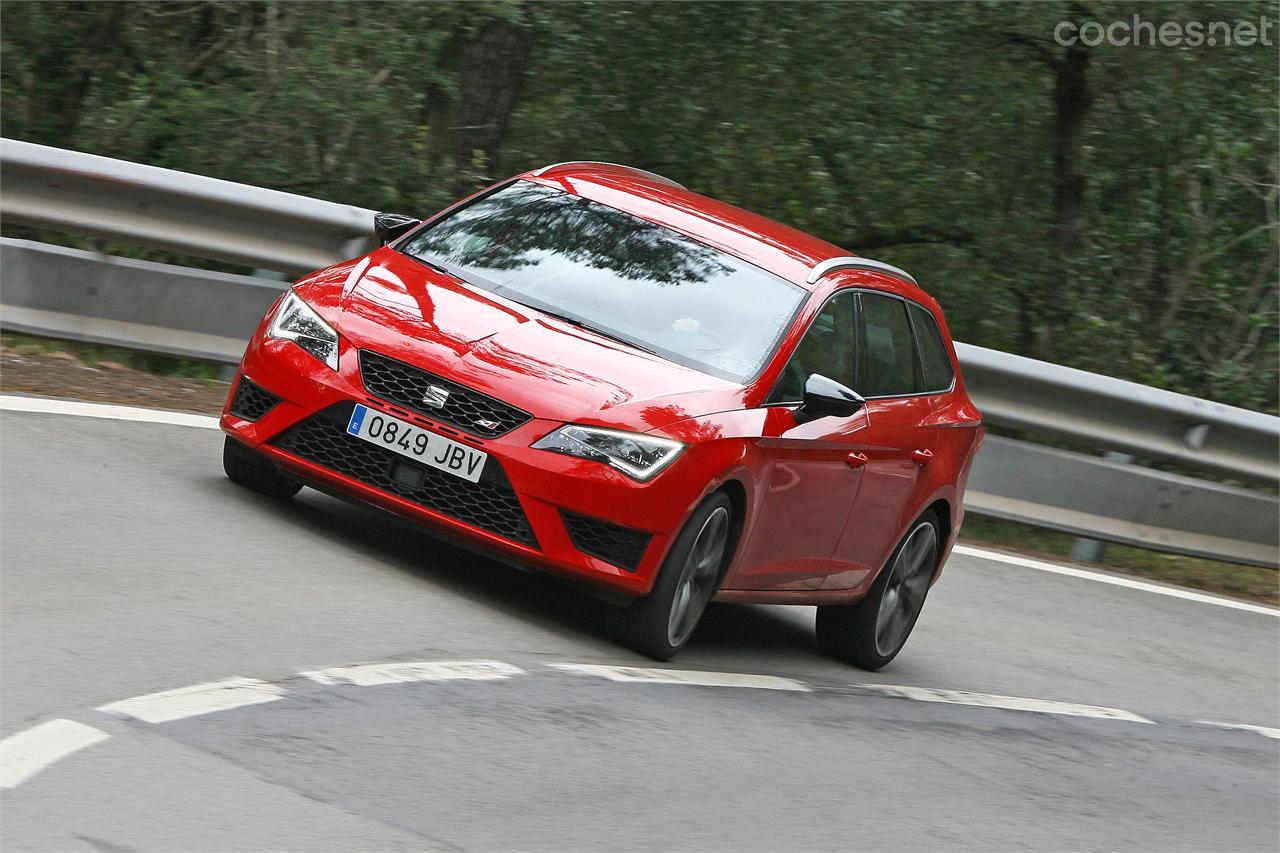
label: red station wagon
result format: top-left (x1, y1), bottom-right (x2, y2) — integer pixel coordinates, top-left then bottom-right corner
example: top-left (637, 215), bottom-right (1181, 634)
top-left (221, 162), bottom-right (984, 668)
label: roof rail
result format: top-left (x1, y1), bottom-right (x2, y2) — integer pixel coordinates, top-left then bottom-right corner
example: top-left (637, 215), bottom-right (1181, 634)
top-left (530, 161), bottom-right (686, 191)
top-left (807, 256), bottom-right (918, 286)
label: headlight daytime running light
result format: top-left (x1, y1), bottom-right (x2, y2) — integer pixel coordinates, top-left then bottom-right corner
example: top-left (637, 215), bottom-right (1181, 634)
top-left (532, 424), bottom-right (685, 481)
top-left (267, 290), bottom-right (340, 371)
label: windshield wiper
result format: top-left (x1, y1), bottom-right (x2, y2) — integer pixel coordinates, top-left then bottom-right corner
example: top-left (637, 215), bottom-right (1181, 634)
top-left (536, 308), bottom-right (657, 355)
top-left (404, 250), bottom-right (466, 282)
top-left (417, 257), bottom-right (452, 276)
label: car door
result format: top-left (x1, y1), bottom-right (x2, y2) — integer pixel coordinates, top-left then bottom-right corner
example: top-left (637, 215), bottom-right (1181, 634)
top-left (822, 291), bottom-right (939, 589)
top-left (728, 290), bottom-right (869, 591)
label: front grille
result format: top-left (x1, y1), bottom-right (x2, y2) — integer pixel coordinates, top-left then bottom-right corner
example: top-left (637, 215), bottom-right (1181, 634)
top-left (359, 350), bottom-right (532, 438)
top-left (273, 406), bottom-right (537, 547)
top-left (562, 511), bottom-right (651, 572)
top-left (230, 377), bottom-right (281, 421)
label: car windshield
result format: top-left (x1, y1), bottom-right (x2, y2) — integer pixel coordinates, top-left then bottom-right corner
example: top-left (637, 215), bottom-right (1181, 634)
top-left (398, 181), bottom-right (806, 383)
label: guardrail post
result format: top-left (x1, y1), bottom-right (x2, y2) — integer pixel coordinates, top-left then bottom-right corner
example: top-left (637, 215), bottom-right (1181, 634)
top-left (1069, 451), bottom-right (1136, 562)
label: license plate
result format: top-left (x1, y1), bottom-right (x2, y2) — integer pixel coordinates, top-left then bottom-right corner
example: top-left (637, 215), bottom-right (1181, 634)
top-left (346, 404), bottom-right (487, 483)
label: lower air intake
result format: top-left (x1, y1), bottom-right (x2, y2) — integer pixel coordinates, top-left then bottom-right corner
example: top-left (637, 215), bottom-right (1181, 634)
top-left (561, 511), bottom-right (651, 572)
top-left (230, 377), bottom-right (281, 421)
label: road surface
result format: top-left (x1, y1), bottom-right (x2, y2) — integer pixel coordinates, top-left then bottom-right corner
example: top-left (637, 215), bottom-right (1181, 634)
top-left (2, 401), bottom-right (1276, 850)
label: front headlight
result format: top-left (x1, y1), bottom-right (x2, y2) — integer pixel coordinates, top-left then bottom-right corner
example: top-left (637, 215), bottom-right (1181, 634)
top-left (268, 290), bottom-right (339, 371)
top-left (532, 425), bottom-right (685, 481)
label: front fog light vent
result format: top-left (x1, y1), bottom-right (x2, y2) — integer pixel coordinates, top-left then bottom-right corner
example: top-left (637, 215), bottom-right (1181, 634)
top-left (230, 377), bottom-right (281, 422)
top-left (562, 511), bottom-right (652, 572)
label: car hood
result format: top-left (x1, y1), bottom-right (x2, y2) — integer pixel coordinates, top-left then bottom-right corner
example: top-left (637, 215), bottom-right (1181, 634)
top-left (308, 250), bottom-right (746, 433)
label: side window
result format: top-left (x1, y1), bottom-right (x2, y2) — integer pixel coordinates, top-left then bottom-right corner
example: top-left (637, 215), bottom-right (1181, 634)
top-left (858, 293), bottom-right (921, 397)
top-left (771, 291), bottom-right (858, 402)
top-left (908, 302), bottom-right (955, 393)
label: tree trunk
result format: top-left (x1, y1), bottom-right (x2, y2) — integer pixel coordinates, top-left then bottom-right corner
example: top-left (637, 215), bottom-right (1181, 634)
top-left (1037, 15), bottom-right (1094, 360)
top-left (1050, 38), bottom-right (1090, 263)
top-left (425, 12), bottom-right (535, 198)
top-left (27, 3), bottom-right (124, 145)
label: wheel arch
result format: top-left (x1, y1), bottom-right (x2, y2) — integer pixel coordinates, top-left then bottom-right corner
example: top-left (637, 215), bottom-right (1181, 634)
top-left (924, 497), bottom-right (951, 547)
top-left (871, 497), bottom-right (952, 587)
top-left (709, 477), bottom-right (749, 583)
top-left (921, 497), bottom-right (952, 583)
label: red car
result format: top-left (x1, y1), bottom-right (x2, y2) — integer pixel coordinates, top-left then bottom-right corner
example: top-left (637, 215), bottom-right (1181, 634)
top-left (221, 161), bottom-right (983, 668)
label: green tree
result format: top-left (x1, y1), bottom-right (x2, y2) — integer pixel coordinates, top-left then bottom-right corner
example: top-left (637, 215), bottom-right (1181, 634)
top-left (2, 0), bottom-right (1275, 411)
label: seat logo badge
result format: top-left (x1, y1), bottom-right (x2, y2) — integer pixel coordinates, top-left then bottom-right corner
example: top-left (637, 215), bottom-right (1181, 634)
top-left (422, 385), bottom-right (450, 409)
top-left (475, 418), bottom-right (500, 432)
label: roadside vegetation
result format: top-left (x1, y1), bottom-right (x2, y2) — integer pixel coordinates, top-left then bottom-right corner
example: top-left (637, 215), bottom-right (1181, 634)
top-left (0, 332), bottom-right (230, 414)
top-left (0, 331), bottom-right (226, 380)
top-left (2, 1), bottom-right (1276, 415)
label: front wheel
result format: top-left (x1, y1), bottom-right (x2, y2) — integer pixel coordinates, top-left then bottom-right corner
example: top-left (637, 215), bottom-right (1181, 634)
top-left (223, 436), bottom-right (302, 500)
top-left (816, 514), bottom-right (940, 670)
top-left (605, 493), bottom-right (733, 661)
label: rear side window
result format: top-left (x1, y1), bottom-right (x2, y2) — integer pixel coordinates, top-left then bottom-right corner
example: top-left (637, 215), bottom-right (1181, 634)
top-left (858, 293), bottom-right (921, 397)
top-left (907, 302), bottom-right (955, 393)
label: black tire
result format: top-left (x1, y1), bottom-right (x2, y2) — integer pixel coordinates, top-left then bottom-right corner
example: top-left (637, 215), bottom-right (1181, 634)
top-left (816, 512), bottom-right (941, 670)
top-left (605, 493), bottom-right (734, 661)
top-left (222, 436), bottom-right (302, 499)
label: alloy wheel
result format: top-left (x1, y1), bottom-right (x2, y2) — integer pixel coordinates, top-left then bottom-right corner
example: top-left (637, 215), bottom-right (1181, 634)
top-left (667, 505), bottom-right (730, 647)
top-left (873, 521), bottom-right (939, 657)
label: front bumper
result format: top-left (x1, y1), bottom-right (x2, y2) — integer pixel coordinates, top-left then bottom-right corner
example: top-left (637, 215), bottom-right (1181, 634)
top-left (221, 335), bottom-right (715, 597)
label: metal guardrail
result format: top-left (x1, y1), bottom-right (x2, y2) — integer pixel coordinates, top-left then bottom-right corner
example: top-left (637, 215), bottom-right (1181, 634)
top-left (1, 139), bottom-right (1277, 567)
top-left (956, 343), bottom-right (1279, 485)
top-left (1, 238), bottom-right (277, 362)
top-left (0, 138), bottom-right (371, 274)
top-left (965, 436), bottom-right (1277, 567)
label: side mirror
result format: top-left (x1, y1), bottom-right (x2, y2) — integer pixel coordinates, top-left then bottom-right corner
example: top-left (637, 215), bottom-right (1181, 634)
top-left (796, 373), bottom-right (865, 423)
top-left (374, 212), bottom-right (421, 246)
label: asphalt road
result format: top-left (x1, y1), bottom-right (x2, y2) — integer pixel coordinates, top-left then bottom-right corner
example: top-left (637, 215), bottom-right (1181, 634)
top-left (2, 405), bottom-right (1277, 851)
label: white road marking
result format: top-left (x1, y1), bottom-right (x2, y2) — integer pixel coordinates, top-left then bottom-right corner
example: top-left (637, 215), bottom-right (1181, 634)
top-left (0, 394), bottom-right (220, 429)
top-left (302, 660), bottom-right (525, 686)
top-left (860, 684), bottom-right (1154, 723)
top-left (549, 663), bottom-right (811, 691)
top-left (0, 720), bottom-right (109, 789)
top-left (953, 545), bottom-right (1279, 618)
top-left (7, 661), bottom-right (1275, 782)
top-left (97, 678), bottom-right (285, 723)
top-left (1196, 720), bottom-right (1280, 739)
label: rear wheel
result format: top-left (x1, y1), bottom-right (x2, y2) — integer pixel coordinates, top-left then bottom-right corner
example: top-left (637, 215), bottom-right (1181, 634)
top-left (816, 514), bottom-right (940, 670)
top-left (606, 493), bottom-right (733, 661)
top-left (222, 436), bottom-right (301, 499)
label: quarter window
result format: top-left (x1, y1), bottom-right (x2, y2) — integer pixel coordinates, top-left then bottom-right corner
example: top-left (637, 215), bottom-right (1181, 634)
top-left (907, 302), bottom-right (954, 393)
top-left (858, 293), bottom-right (922, 397)
top-left (771, 291), bottom-right (858, 402)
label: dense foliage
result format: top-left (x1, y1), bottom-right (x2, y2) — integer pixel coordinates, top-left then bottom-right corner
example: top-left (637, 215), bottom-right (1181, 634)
top-left (3, 1), bottom-right (1276, 411)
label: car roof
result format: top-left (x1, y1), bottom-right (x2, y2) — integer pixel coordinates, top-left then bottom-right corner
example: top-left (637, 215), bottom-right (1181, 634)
top-left (517, 162), bottom-right (926, 299)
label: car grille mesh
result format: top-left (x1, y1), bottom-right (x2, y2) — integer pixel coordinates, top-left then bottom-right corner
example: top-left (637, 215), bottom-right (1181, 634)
top-left (561, 511), bottom-right (651, 572)
top-left (229, 377), bottom-right (281, 422)
top-left (359, 350), bottom-right (532, 438)
top-left (274, 412), bottom-right (537, 547)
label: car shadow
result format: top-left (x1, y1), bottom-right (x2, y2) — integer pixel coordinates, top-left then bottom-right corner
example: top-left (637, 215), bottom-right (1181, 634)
top-left (201, 475), bottom-right (824, 663)
top-left (691, 603), bottom-right (819, 656)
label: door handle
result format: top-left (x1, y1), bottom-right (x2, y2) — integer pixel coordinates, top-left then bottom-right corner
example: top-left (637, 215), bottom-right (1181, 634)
top-left (912, 449), bottom-right (934, 466)
top-left (845, 452), bottom-right (869, 469)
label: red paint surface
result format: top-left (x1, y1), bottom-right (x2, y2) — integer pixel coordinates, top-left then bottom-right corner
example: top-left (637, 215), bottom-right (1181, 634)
top-left (223, 164), bottom-right (983, 603)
